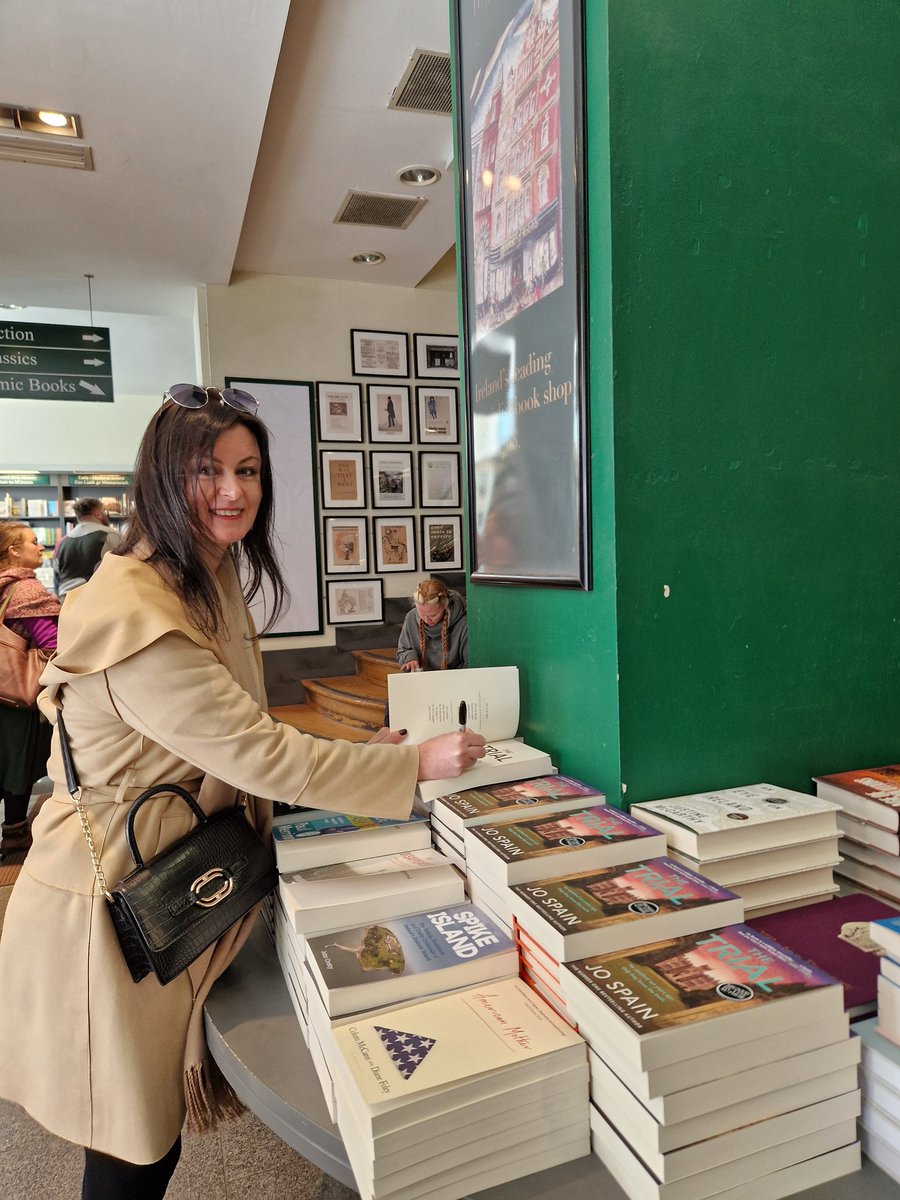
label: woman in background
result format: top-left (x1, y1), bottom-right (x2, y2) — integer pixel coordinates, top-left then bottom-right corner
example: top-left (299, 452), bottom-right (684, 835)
top-left (0, 521), bottom-right (59, 859)
top-left (0, 386), bottom-right (484, 1199)
top-left (397, 579), bottom-right (468, 672)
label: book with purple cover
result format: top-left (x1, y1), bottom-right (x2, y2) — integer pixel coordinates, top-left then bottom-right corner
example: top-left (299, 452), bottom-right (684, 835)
top-left (746, 892), bottom-right (899, 1018)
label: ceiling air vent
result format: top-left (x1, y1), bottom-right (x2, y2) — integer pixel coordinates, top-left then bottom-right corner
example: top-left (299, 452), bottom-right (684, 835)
top-left (0, 131), bottom-right (93, 169)
top-left (334, 190), bottom-right (426, 230)
top-left (389, 50), bottom-right (452, 115)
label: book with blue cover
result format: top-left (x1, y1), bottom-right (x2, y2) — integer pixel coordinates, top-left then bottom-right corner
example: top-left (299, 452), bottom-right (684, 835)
top-left (272, 810), bottom-right (430, 872)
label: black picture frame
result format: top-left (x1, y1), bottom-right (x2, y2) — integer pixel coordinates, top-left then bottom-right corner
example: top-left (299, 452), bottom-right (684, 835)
top-left (350, 328), bottom-right (409, 377)
top-left (413, 332), bottom-right (459, 379)
top-left (370, 450), bottom-right (414, 508)
top-left (323, 515), bottom-right (369, 574)
top-left (374, 515), bottom-right (417, 573)
top-left (416, 385), bottom-right (459, 444)
top-left (421, 514), bottom-right (463, 571)
top-left (452, 0), bottom-right (591, 588)
top-left (366, 383), bottom-right (412, 443)
top-left (418, 451), bottom-right (461, 508)
top-left (320, 449), bottom-right (366, 508)
top-left (326, 578), bottom-right (384, 625)
top-left (316, 381), bottom-right (363, 442)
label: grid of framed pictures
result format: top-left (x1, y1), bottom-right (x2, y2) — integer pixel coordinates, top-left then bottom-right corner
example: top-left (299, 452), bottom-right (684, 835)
top-left (316, 329), bottom-right (463, 625)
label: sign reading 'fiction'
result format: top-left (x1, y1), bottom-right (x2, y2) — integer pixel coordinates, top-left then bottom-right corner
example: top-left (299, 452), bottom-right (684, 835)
top-left (0, 321), bottom-right (113, 402)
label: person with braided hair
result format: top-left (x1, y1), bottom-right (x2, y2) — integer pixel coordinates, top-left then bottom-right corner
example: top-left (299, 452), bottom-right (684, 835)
top-left (397, 579), bottom-right (468, 673)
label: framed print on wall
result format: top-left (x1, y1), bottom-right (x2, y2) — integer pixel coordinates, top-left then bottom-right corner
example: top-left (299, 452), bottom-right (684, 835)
top-left (370, 450), bottom-right (414, 508)
top-left (324, 515), bottom-right (368, 574)
top-left (418, 451), bottom-right (460, 508)
top-left (452, 0), bottom-right (591, 588)
top-left (416, 385), bottom-right (459, 443)
top-left (316, 381), bottom-right (362, 442)
top-left (421, 514), bottom-right (463, 571)
top-left (326, 578), bottom-right (384, 625)
top-left (351, 328), bottom-right (409, 377)
top-left (367, 383), bottom-right (411, 443)
top-left (414, 332), bottom-right (459, 379)
top-left (320, 450), bottom-right (365, 508)
top-left (374, 515), bottom-right (417, 573)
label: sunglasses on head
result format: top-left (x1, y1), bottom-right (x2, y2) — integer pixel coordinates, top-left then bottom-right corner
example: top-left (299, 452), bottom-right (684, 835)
top-left (163, 384), bottom-right (259, 414)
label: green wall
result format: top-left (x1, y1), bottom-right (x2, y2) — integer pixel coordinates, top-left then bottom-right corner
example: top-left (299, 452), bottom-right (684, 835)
top-left (466, 0), bottom-right (900, 805)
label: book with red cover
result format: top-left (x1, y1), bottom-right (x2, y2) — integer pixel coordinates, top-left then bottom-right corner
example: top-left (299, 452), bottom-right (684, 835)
top-left (746, 891), bottom-right (899, 1019)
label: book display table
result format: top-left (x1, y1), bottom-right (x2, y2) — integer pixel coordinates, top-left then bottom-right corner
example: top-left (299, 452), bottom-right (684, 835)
top-left (205, 923), bottom-right (898, 1200)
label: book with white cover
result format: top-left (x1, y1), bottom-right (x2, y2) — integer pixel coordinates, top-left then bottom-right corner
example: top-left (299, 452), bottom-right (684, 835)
top-left (464, 873), bottom-right (514, 934)
top-left (837, 810), bottom-right (899, 855)
top-left (835, 854), bottom-right (900, 903)
top-left (742, 890), bottom-right (838, 920)
top-left (590, 1102), bottom-right (860, 1200)
top-left (388, 666), bottom-right (557, 805)
top-left (278, 848), bottom-right (464, 934)
top-left (593, 1013), bottom-right (850, 1105)
top-left (591, 1050), bottom-right (859, 1164)
top-left (861, 1123), bottom-right (900, 1186)
top-left (432, 773), bottom-right (605, 839)
top-left (429, 815), bottom-right (466, 858)
top-left (839, 838), bottom-right (900, 879)
top-left (815, 764), bottom-right (900, 831)
top-left (330, 975), bottom-right (586, 1129)
top-left (561, 924), bottom-right (844, 1072)
top-left (631, 783), bottom-right (840, 857)
top-left (305, 904), bottom-right (517, 1015)
top-left (736, 864), bottom-right (839, 911)
top-left (591, 1033), bottom-right (860, 1125)
top-left (272, 810), bottom-right (431, 872)
top-left (668, 837), bottom-right (840, 887)
top-left (429, 828), bottom-right (467, 872)
top-left (855, 1015), bottom-right (900, 1095)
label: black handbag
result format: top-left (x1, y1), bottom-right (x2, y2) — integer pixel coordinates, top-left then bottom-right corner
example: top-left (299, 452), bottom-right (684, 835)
top-left (58, 710), bottom-right (277, 986)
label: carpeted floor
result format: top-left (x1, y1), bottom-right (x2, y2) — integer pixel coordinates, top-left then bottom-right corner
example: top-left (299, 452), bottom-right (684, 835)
top-left (0, 879), bottom-right (357, 1199)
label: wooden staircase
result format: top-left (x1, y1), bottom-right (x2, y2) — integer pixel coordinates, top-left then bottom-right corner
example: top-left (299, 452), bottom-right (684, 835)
top-left (270, 648), bottom-right (399, 742)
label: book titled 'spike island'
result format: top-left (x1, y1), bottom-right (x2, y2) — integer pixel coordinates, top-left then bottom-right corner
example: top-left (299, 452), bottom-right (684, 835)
top-left (509, 857), bottom-right (743, 960)
top-left (304, 904), bottom-right (518, 1015)
top-left (814, 764), bottom-right (900, 831)
top-left (560, 924), bottom-right (845, 1072)
top-left (271, 810), bottom-right (430, 872)
top-left (631, 783), bottom-right (840, 858)
top-left (464, 804), bottom-right (667, 885)
top-left (432, 774), bottom-right (605, 838)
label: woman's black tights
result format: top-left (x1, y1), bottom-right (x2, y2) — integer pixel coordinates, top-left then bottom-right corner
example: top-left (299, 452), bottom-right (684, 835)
top-left (0, 791), bottom-right (29, 825)
top-left (82, 1136), bottom-right (181, 1200)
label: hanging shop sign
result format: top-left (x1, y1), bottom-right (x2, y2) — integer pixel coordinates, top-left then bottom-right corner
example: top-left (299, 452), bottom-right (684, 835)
top-left (0, 321), bottom-right (114, 402)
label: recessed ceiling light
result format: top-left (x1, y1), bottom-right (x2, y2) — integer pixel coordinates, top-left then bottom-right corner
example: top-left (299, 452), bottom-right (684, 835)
top-left (0, 303), bottom-right (25, 310)
top-left (37, 110), bottom-right (68, 128)
top-left (397, 164), bottom-right (441, 187)
top-left (0, 104), bottom-right (82, 138)
top-left (351, 251), bottom-right (385, 264)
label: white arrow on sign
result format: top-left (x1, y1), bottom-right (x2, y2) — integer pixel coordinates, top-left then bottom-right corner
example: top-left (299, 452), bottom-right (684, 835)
top-left (83, 358), bottom-right (104, 367)
top-left (79, 380), bottom-right (105, 396)
top-left (81, 333), bottom-right (104, 343)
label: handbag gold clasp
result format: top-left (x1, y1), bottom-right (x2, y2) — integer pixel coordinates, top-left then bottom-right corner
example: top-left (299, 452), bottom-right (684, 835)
top-left (191, 868), bottom-right (234, 908)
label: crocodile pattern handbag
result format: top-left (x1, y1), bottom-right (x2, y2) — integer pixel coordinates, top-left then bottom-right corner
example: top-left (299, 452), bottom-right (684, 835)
top-left (59, 712), bottom-right (277, 985)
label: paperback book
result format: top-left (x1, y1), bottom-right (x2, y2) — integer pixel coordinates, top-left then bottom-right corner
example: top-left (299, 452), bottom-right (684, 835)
top-left (560, 924), bottom-right (845, 1072)
top-left (814, 764), bottom-right (900, 831)
top-left (304, 903), bottom-right (517, 1015)
top-left (667, 837), bottom-right (840, 887)
top-left (746, 891), bottom-right (898, 1018)
top-left (836, 854), bottom-right (900, 903)
top-left (631, 783), bottom-right (840, 857)
top-left (432, 774), bottom-right (605, 838)
top-left (508, 856), bottom-right (743, 961)
top-left (464, 804), bottom-right (667, 886)
top-left (272, 810), bottom-right (430, 872)
top-left (278, 847), bottom-right (464, 934)
top-left (836, 810), bottom-right (899, 855)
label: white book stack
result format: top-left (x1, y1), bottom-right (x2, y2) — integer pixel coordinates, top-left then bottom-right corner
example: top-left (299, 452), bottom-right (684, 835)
top-left (559, 924), bottom-right (860, 1200)
top-left (273, 890), bottom-right (310, 1043)
top-left (328, 976), bottom-right (589, 1200)
top-left (853, 1016), bottom-right (900, 1183)
top-left (631, 783), bottom-right (842, 917)
top-left (815, 765), bottom-right (900, 903)
top-left (271, 809), bottom-right (432, 874)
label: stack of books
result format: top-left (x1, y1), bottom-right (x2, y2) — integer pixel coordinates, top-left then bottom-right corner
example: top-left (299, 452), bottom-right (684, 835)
top-left (327, 976), bottom-right (590, 1200)
top-left (747, 891), bottom-right (900, 1021)
top-left (429, 772), bottom-right (605, 875)
top-left (558, 925), bottom-right (860, 1200)
top-left (852, 1016), bottom-right (900, 1183)
top-left (387, 666), bottom-right (557, 808)
top-left (814, 764), bottom-right (900, 902)
top-left (868, 915), bottom-right (900, 1046)
top-left (271, 808), bottom-right (431, 873)
top-left (630, 783), bottom-right (842, 916)
top-left (462, 802), bottom-right (666, 933)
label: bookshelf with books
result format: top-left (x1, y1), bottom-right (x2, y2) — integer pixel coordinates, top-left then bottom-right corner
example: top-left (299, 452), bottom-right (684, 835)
top-left (0, 469), bottom-right (133, 543)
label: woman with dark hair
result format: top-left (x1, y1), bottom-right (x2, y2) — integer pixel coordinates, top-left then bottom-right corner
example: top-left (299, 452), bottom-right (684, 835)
top-left (0, 386), bottom-right (485, 1200)
top-left (0, 521), bottom-right (60, 858)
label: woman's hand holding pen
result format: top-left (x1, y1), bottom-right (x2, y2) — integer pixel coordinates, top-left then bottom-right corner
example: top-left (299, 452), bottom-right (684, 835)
top-left (416, 729), bottom-right (486, 781)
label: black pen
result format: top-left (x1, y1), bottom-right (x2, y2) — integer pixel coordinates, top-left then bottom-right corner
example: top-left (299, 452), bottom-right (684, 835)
top-left (457, 701), bottom-right (467, 732)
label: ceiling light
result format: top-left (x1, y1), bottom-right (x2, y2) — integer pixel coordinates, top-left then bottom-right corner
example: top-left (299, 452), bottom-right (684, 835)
top-left (398, 164), bottom-right (441, 187)
top-left (0, 104), bottom-right (82, 138)
top-left (37, 110), bottom-right (68, 127)
top-left (0, 303), bottom-right (25, 310)
top-left (351, 252), bottom-right (385, 265)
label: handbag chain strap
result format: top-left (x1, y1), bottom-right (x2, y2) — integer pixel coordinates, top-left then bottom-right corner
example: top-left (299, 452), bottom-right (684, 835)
top-left (57, 709), bottom-right (112, 900)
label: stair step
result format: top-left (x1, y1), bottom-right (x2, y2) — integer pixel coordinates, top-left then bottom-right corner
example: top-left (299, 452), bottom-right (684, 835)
top-left (270, 704), bottom-right (373, 743)
top-left (352, 647), bottom-right (401, 686)
top-left (302, 675), bottom-right (387, 729)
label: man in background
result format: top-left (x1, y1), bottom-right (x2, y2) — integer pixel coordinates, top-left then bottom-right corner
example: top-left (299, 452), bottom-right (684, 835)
top-left (52, 498), bottom-right (122, 597)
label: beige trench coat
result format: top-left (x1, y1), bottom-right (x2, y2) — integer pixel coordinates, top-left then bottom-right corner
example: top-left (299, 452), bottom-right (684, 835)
top-left (0, 553), bottom-right (418, 1163)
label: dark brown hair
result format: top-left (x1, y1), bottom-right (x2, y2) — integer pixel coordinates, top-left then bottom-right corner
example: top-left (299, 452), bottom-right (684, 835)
top-left (116, 400), bottom-right (286, 637)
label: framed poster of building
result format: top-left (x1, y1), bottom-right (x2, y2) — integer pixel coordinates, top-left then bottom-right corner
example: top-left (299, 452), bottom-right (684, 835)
top-left (452, 0), bottom-right (591, 588)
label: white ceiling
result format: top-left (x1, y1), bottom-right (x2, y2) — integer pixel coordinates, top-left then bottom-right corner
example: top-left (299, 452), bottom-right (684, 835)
top-left (0, 0), bottom-right (457, 321)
